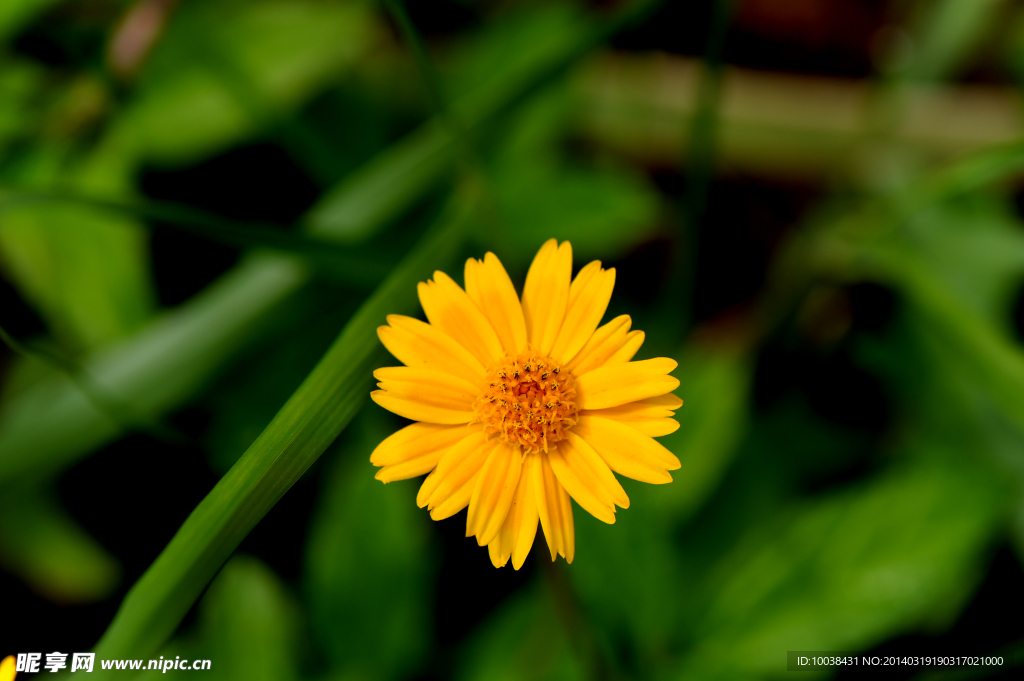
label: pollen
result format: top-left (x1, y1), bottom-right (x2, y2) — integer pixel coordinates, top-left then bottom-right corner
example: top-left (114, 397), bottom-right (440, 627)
top-left (473, 353), bottom-right (578, 452)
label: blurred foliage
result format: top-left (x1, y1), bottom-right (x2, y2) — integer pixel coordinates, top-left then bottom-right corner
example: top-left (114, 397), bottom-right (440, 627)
top-left (305, 408), bottom-right (435, 680)
top-left (1, 0), bottom-right (1024, 680)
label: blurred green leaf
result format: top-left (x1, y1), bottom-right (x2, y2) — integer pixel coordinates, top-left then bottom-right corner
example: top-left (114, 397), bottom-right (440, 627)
top-left (0, 491), bottom-right (120, 604)
top-left (304, 0), bottom-right (663, 242)
top-left (481, 87), bottom-right (661, 263)
top-left (88, 191), bottom-right (475, 676)
top-left (0, 60), bottom-right (42, 155)
top-left (200, 556), bottom-right (300, 681)
top-left (0, 146), bottom-right (155, 351)
top-left (305, 408), bottom-right (433, 680)
top-left (493, 164), bottom-right (660, 263)
top-left (894, 197), bottom-right (1024, 326)
top-left (677, 459), bottom-right (1007, 678)
top-left (0, 0), bottom-right (60, 41)
top-left (821, 200), bottom-right (1024, 442)
top-left (907, 0), bottom-right (1010, 81)
top-left (0, 253), bottom-right (307, 484)
top-left (455, 583), bottom-right (587, 681)
top-left (131, 556), bottom-right (298, 681)
top-left (112, 0), bottom-right (381, 166)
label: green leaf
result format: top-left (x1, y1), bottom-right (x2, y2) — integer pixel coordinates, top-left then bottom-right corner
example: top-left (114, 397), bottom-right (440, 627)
top-left (112, 0), bottom-right (381, 166)
top-left (492, 161), bottom-right (660, 264)
top-left (0, 60), bottom-right (43, 156)
top-left (678, 459), bottom-right (1007, 678)
top-left (199, 556), bottom-right (300, 681)
top-left (455, 583), bottom-right (587, 681)
top-left (0, 0), bottom-right (60, 41)
top-left (0, 146), bottom-right (156, 351)
top-left (906, 0), bottom-right (1010, 81)
top-left (131, 556), bottom-right (299, 681)
top-left (0, 253), bottom-right (308, 484)
top-left (305, 408), bottom-right (433, 679)
top-left (0, 491), bottom-right (120, 604)
top-left (88, 190), bottom-right (476, 675)
top-left (893, 197), bottom-right (1024, 325)
top-left (303, 0), bottom-right (663, 242)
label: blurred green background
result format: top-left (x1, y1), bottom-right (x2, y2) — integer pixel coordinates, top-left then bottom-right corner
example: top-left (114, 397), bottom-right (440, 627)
top-left (3, 0), bottom-right (1024, 679)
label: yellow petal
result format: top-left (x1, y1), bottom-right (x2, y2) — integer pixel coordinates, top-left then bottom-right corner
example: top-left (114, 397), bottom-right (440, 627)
top-left (418, 272), bottom-right (504, 365)
top-left (488, 531), bottom-right (511, 568)
top-left (606, 330), bottom-right (644, 364)
top-left (550, 262), bottom-right (616, 364)
top-left (576, 358), bottom-right (679, 410)
top-left (574, 415), bottom-right (681, 484)
top-left (510, 453), bottom-right (540, 570)
top-left (565, 314), bottom-right (631, 376)
top-left (372, 367), bottom-right (477, 426)
top-left (643, 393), bottom-right (684, 409)
top-left (581, 393), bottom-right (683, 421)
top-left (521, 239), bottom-right (572, 355)
top-left (371, 391), bottom-right (473, 424)
top-left (618, 418), bottom-right (680, 437)
top-left (379, 315), bottom-right (485, 384)
top-left (548, 433), bottom-right (626, 524)
top-left (485, 450), bottom-right (541, 569)
top-left (581, 394), bottom-right (682, 437)
top-left (467, 441), bottom-right (523, 546)
top-left (465, 253), bottom-right (528, 355)
top-left (533, 452), bottom-right (575, 562)
top-left (421, 435), bottom-right (498, 520)
top-left (416, 431), bottom-right (490, 506)
top-left (371, 422), bottom-right (475, 483)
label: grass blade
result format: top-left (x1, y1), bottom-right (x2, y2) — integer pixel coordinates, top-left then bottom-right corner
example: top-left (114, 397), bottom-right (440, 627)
top-left (89, 189), bottom-right (476, 671)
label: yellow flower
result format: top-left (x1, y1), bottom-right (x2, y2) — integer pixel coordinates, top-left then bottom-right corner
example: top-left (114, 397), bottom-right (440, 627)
top-left (370, 239), bottom-right (682, 568)
top-left (1, 655), bottom-right (15, 681)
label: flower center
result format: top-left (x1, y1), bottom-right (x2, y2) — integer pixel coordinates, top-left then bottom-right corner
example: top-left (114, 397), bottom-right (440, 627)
top-left (473, 353), bottom-right (578, 452)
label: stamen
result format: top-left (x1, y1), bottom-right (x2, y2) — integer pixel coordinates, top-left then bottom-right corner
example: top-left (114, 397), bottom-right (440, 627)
top-left (473, 352), bottom-right (578, 452)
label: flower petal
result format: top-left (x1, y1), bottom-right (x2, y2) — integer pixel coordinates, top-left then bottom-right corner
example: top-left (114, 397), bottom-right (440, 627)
top-left (581, 393), bottom-right (683, 421)
top-left (465, 253), bottom-right (528, 355)
top-left (619, 418), bottom-right (680, 437)
top-left (533, 452), bottom-right (575, 562)
top-left (548, 433), bottom-right (626, 524)
top-left (574, 415), bottom-right (681, 484)
top-left (510, 453), bottom-right (540, 570)
top-left (565, 315), bottom-right (631, 376)
top-left (467, 441), bottom-right (523, 546)
top-left (417, 432), bottom-right (495, 518)
top-left (576, 358), bottom-right (679, 410)
top-left (488, 530), bottom-right (512, 568)
top-left (418, 272), bottom-right (505, 365)
top-left (550, 262), bottom-right (616, 364)
top-left (607, 330), bottom-right (644, 364)
top-left (581, 394), bottom-right (682, 437)
top-left (379, 315), bottom-right (485, 384)
top-left (522, 239), bottom-right (572, 355)
top-left (371, 391), bottom-right (473, 424)
top-left (372, 367), bottom-right (478, 425)
top-left (371, 422), bottom-right (476, 483)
